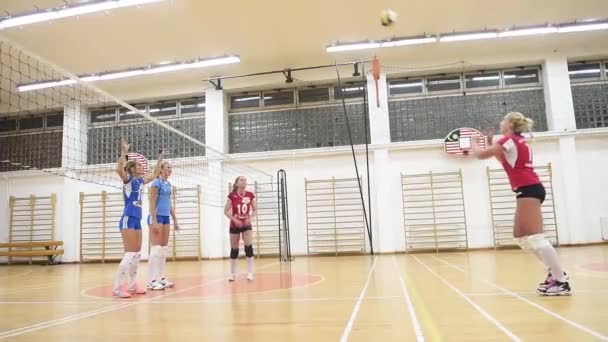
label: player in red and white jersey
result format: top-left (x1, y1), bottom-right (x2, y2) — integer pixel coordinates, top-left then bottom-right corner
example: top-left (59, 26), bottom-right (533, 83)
top-left (224, 175), bottom-right (257, 281)
top-left (472, 112), bottom-right (570, 296)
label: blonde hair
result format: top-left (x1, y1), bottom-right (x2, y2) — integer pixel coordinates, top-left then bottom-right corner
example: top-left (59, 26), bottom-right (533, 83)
top-left (232, 176), bottom-right (243, 193)
top-left (125, 160), bottom-right (137, 175)
top-left (504, 112), bottom-right (534, 134)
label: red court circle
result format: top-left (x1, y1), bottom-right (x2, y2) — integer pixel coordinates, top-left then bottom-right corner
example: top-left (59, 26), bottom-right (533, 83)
top-left (83, 272), bottom-right (323, 299)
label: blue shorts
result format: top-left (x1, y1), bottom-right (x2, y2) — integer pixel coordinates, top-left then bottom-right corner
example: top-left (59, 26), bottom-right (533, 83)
top-left (147, 215), bottom-right (170, 225)
top-left (119, 216), bottom-right (142, 230)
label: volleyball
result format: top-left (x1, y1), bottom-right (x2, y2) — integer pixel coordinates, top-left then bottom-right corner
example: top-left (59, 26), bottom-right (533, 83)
top-left (380, 9), bottom-right (397, 26)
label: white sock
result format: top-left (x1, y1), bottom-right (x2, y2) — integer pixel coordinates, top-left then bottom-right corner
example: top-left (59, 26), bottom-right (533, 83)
top-left (247, 257), bottom-right (254, 274)
top-left (539, 245), bottom-right (567, 282)
top-left (230, 259), bottom-right (237, 275)
top-left (128, 252), bottom-right (141, 289)
top-left (114, 252), bottom-right (136, 291)
top-left (160, 246), bottom-right (168, 280)
top-left (147, 246), bottom-right (161, 283)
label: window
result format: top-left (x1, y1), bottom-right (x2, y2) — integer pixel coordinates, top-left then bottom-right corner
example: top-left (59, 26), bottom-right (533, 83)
top-left (568, 62), bottom-right (602, 81)
top-left (91, 107), bottom-right (117, 123)
top-left (0, 118), bottom-right (17, 132)
top-left (388, 79), bottom-right (424, 95)
top-left (180, 97), bottom-right (205, 115)
top-left (263, 90), bottom-right (294, 107)
top-left (19, 116), bottom-right (44, 130)
top-left (465, 72), bottom-right (500, 89)
top-left (427, 75), bottom-right (461, 92)
top-left (46, 113), bottom-right (64, 128)
top-left (298, 87), bottom-right (330, 103)
top-left (230, 94), bottom-right (260, 110)
top-left (149, 101), bottom-right (177, 117)
top-left (504, 69), bottom-right (540, 86)
top-left (334, 83), bottom-right (365, 100)
top-left (119, 104), bottom-right (146, 121)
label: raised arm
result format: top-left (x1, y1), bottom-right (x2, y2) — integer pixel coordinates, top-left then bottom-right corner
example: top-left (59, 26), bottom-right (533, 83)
top-left (116, 139), bottom-right (130, 183)
top-left (144, 150), bottom-right (164, 184)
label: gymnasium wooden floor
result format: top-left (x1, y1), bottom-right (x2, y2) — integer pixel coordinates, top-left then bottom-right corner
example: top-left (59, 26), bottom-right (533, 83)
top-left (1, 246), bottom-right (607, 341)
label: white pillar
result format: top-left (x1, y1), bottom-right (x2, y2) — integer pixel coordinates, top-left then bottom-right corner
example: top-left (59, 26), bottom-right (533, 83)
top-left (365, 73), bottom-right (401, 252)
top-left (542, 56), bottom-right (576, 132)
top-left (61, 100), bottom-right (88, 168)
top-left (367, 73), bottom-right (391, 145)
top-left (202, 88), bottom-right (229, 258)
top-left (542, 57), bottom-right (585, 244)
top-left (61, 100), bottom-right (88, 261)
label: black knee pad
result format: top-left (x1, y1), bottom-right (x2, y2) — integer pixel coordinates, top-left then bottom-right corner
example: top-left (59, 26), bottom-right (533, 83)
top-left (230, 248), bottom-right (239, 259)
top-left (245, 245), bottom-right (254, 258)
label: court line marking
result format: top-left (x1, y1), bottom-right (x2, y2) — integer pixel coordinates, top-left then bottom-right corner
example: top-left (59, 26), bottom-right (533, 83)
top-left (340, 257), bottom-right (377, 342)
top-left (0, 261), bottom-right (280, 340)
top-left (392, 256), bottom-right (425, 342)
top-left (0, 269), bottom-right (32, 279)
top-left (465, 289), bottom-right (608, 296)
top-left (413, 256), bottom-right (522, 342)
top-left (432, 255), bottom-right (608, 341)
top-left (0, 295), bottom-right (403, 305)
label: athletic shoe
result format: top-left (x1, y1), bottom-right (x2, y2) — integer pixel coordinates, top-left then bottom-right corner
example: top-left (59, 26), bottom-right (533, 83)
top-left (228, 274), bottom-right (236, 282)
top-left (538, 280), bottom-right (571, 296)
top-left (128, 283), bottom-right (148, 294)
top-left (146, 281), bottom-right (165, 291)
top-left (159, 278), bottom-right (174, 288)
top-left (112, 289), bottom-right (131, 298)
top-left (538, 271), bottom-right (569, 291)
top-left (247, 273), bottom-right (254, 281)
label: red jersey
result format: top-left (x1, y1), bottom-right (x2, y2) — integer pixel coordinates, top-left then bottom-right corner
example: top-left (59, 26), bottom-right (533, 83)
top-left (227, 191), bottom-right (255, 221)
top-left (496, 133), bottom-right (541, 190)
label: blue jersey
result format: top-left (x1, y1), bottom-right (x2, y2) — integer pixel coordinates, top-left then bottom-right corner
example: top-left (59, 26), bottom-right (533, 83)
top-left (123, 175), bottom-right (144, 218)
top-left (151, 177), bottom-right (172, 216)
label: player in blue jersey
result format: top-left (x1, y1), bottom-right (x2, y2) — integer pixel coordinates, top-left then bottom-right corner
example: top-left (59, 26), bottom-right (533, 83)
top-left (113, 139), bottom-right (163, 298)
top-left (147, 161), bottom-right (180, 290)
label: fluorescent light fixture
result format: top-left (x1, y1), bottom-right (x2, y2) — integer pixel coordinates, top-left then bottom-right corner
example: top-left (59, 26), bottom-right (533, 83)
top-left (0, 0), bottom-right (165, 30)
top-left (342, 87), bottom-right (364, 92)
top-left (471, 75), bottom-right (500, 81)
top-left (389, 82), bottom-right (422, 88)
top-left (440, 32), bottom-right (498, 42)
top-left (568, 69), bottom-right (601, 75)
top-left (326, 42), bottom-right (381, 52)
top-left (380, 37), bottom-right (436, 47)
top-left (559, 22), bottom-right (608, 33)
top-left (18, 56), bottom-right (240, 92)
top-left (498, 27), bottom-right (558, 37)
top-left (234, 96), bottom-right (260, 102)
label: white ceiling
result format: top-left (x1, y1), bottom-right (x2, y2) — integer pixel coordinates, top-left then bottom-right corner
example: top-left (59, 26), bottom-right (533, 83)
top-left (1, 0), bottom-right (608, 102)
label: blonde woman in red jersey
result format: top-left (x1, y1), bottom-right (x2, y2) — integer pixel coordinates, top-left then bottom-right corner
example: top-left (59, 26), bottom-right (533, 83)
top-left (472, 112), bottom-right (570, 296)
top-left (224, 176), bottom-right (257, 281)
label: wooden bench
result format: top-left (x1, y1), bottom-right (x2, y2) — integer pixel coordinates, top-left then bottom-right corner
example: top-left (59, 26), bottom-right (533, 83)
top-left (0, 241), bottom-right (64, 264)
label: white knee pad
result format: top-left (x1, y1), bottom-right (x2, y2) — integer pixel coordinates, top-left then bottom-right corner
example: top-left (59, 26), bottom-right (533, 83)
top-left (526, 233), bottom-right (551, 251)
top-left (515, 237), bottom-right (529, 250)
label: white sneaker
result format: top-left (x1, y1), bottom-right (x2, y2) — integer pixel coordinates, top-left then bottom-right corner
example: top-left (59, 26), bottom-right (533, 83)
top-left (228, 274), bottom-right (236, 282)
top-left (247, 273), bottom-right (254, 281)
top-left (160, 278), bottom-right (174, 288)
top-left (147, 280), bottom-right (165, 291)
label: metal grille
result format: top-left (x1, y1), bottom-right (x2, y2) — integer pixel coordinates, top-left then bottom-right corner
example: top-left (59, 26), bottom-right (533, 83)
top-left (87, 117), bottom-right (205, 165)
top-left (229, 103), bottom-right (368, 153)
top-left (389, 89), bottom-right (547, 142)
top-left (0, 131), bottom-right (63, 172)
top-left (305, 176), bottom-right (366, 255)
top-left (572, 83), bottom-right (608, 129)
top-left (401, 170), bottom-right (468, 252)
top-left (487, 164), bottom-right (558, 247)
